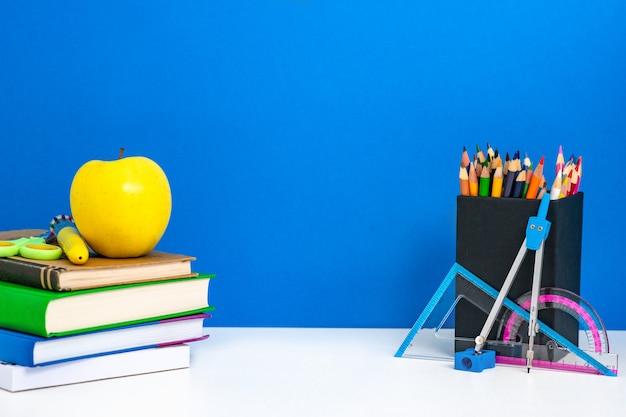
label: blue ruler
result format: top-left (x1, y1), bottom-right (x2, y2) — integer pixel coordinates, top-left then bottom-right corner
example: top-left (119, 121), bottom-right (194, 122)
top-left (395, 262), bottom-right (617, 377)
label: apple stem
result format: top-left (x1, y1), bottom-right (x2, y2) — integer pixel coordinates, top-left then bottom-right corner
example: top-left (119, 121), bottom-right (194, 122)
top-left (119, 148), bottom-right (125, 159)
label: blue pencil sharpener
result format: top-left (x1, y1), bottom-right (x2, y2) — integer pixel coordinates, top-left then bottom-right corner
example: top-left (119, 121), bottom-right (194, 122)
top-left (454, 348), bottom-right (496, 373)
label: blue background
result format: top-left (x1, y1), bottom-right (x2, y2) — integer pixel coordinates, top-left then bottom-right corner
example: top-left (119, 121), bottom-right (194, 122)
top-left (2, 1), bottom-right (625, 329)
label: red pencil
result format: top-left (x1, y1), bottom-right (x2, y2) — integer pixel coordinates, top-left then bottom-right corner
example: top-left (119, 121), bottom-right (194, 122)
top-left (572, 155), bottom-right (582, 194)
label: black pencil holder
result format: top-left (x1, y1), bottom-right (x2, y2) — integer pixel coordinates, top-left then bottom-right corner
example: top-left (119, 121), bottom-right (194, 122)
top-left (454, 192), bottom-right (584, 350)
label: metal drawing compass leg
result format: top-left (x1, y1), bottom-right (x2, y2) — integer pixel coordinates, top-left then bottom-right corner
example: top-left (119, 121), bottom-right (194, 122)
top-left (473, 239), bottom-right (529, 353)
top-left (526, 238), bottom-right (544, 372)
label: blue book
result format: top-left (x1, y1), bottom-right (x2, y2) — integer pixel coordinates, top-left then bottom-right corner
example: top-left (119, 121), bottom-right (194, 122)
top-left (0, 313), bottom-right (210, 367)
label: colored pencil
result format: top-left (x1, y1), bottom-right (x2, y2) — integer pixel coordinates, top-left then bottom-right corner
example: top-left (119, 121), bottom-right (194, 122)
top-left (550, 168), bottom-right (562, 200)
top-left (503, 152), bottom-right (510, 176)
top-left (523, 152), bottom-right (532, 171)
top-left (456, 145), bottom-right (582, 198)
top-left (559, 170), bottom-right (573, 198)
top-left (522, 166), bottom-right (532, 198)
top-left (486, 143), bottom-right (495, 161)
top-left (563, 157), bottom-right (574, 178)
top-left (461, 146), bottom-right (471, 168)
top-left (555, 145), bottom-right (565, 176)
top-left (459, 164), bottom-right (470, 196)
top-left (513, 170), bottom-right (526, 198)
top-left (469, 162), bottom-right (479, 196)
top-left (567, 167), bottom-right (579, 197)
top-left (475, 155), bottom-right (483, 178)
top-left (525, 155), bottom-right (544, 199)
top-left (503, 151), bottom-right (520, 198)
top-left (491, 166), bottom-right (503, 198)
top-left (490, 149), bottom-right (502, 171)
top-left (479, 165), bottom-right (491, 197)
top-left (537, 179), bottom-right (547, 199)
top-left (476, 145), bottom-right (487, 168)
top-left (572, 156), bottom-right (582, 194)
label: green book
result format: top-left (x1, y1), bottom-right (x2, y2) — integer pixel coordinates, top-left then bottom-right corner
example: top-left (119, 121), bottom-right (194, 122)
top-left (0, 275), bottom-right (214, 337)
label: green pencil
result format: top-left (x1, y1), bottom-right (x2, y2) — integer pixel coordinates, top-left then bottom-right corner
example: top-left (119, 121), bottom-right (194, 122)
top-left (479, 167), bottom-right (491, 197)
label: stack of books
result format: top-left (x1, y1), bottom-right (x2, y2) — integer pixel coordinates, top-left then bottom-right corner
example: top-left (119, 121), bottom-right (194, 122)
top-left (0, 229), bottom-right (214, 392)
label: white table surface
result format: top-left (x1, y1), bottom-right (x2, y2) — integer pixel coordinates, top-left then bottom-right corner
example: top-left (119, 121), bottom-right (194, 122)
top-left (1, 327), bottom-right (624, 417)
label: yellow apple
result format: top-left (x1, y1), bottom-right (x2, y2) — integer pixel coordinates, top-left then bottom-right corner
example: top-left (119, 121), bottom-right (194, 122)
top-left (69, 149), bottom-right (172, 258)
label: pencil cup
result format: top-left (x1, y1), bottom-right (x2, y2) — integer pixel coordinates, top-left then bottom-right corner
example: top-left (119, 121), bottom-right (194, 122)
top-left (454, 193), bottom-right (583, 351)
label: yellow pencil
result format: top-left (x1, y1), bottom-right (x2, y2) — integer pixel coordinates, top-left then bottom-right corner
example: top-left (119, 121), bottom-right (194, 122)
top-left (491, 166), bottom-right (503, 198)
top-left (559, 170), bottom-right (572, 198)
top-left (490, 149), bottom-right (502, 171)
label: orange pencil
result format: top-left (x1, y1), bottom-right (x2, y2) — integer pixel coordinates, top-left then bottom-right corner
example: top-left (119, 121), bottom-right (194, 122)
top-left (459, 164), bottom-right (470, 196)
top-left (469, 162), bottom-right (479, 196)
top-left (491, 166), bottom-right (503, 198)
top-left (525, 155), bottom-right (544, 199)
top-left (537, 178), bottom-right (547, 199)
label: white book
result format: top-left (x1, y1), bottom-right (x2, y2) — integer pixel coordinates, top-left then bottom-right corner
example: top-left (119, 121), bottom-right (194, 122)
top-left (0, 344), bottom-right (190, 392)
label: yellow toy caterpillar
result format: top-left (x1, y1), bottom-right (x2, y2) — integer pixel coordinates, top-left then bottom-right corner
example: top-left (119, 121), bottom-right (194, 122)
top-left (50, 214), bottom-right (90, 265)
